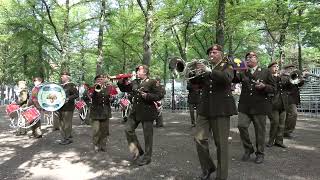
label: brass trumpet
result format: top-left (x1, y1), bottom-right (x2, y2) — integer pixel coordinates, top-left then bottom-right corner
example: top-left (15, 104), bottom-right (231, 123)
top-left (94, 83), bottom-right (103, 92)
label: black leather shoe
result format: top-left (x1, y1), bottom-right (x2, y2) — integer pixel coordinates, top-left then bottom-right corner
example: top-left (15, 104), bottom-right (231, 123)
top-left (99, 146), bottom-right (107, 152)
top-left (131, 151), bottom-right (144, 161)
top-left (266, 142), bottom-right (273, 147)
top-left (155, 124), bottom-right (164, 128)
top-left (200, 167), bottom-right (216, 180)
top-left (241, 150), bottom-right (254, 161)
top-left (137, 158), bottom-right (151, 166)
top-left (215, 178), bottom-right (226, 180)
top-left (274, 143), bottom-right (287, 148)
top-left (284, 133), bottom-right (293, 139)
top-left (254, 155), bottom-right (264, 164)
top-left (59, 139), bottom-right (72, 145)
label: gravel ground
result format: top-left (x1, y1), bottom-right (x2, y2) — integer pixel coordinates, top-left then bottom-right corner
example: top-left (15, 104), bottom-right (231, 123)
top-left (0, 106), bottom-right (319, 180)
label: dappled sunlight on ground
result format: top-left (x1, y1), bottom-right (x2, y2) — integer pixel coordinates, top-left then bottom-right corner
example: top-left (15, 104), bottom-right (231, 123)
top-left (0, 107), bottom-right (319, 180)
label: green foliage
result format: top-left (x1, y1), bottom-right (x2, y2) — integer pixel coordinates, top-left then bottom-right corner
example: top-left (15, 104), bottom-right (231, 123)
top-left (0, 0), bottom-right (319, 85)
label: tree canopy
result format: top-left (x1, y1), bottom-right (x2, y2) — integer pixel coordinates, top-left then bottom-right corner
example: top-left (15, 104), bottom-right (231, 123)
top-left (0, 0), bottom-right (319, 85)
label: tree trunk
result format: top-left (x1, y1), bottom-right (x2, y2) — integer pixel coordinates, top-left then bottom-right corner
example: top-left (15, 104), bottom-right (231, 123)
top-left (122, 42), bottom-right (127, 73)
top-left (137, 0), bottom-right (154, 66)
top-left (142, 9), bottom-right (153, 66)
top-left (163, 44), bottom-right (168, 85)
top-left (228, 33), bottom-right (233, 57)
top-left (80, 48), bottom-right (86, 82)
top-left (23, 54), bottom-right (27, 77)
top-left (216, 0), bottom-right (226, 49)
top-left (171, 27), bottom-right (187, 62)
top-left (96, 0), bottom-right (106, 75)
top-left (61, 0), bottom-right (70, 72)
top-left (298, 9), bottom-right (303, 71)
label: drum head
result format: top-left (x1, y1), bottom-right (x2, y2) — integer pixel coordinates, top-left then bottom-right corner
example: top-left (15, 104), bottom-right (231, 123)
top-left (38, 83), bottom-right (66, 111)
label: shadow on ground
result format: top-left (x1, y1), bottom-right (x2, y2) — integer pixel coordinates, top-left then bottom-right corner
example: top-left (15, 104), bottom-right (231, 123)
top-left (0, 107), bottom-right (319, 180)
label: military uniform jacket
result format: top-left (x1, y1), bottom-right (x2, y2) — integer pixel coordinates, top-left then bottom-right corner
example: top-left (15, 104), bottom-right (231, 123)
top-left (286, 80), bottom-right (304, 105)
top-left (271, 75), bottom-right (291, 111)
top-left (90, 87), bottom-right (111, 120)
top-left (117, 78), bottom-right (164, 122)
top-left (187, 82), bottom-right (201, 104)
top-left (190, 60), bottom-right (237, 118)
top-left (28, 84), bottom-right (43, 109)
top-left (233, 66), bottom-right (276, 115)
top-left (59, 82), bottom-right (79, 111)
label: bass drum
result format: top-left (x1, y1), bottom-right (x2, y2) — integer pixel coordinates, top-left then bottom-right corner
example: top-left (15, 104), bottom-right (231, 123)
top-left (38, 83), bottom-right (66, 111)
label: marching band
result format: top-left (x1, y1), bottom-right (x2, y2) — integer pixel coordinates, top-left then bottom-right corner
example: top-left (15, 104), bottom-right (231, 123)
top-left (4, 45), bottom-right (317, 180)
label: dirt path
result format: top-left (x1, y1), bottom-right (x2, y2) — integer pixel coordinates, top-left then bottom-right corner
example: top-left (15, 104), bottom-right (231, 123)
top-left (0, 107), bottom-right (319, 180)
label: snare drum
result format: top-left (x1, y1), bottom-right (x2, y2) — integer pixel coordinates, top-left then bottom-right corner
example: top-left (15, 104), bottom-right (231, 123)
top-left (120, 98), bottom-right (130, 109)
top-left (6, 103), bottom-right (20, 117)
top-left (75, 100), bottom-right (86, 111)
top-left (21, 107), bottom-right (40, 124)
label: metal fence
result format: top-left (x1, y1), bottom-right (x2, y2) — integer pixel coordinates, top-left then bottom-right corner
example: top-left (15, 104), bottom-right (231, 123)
top-left (297, 68), bottom-right (320, 117)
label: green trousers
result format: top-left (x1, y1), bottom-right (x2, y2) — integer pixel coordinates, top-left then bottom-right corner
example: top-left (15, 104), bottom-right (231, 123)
top-left (92, 119), bottom-right (109, 149)
top-left (285, 104), bottom-right (298, 134)
top-left (53, 111), bottom-right (60, 130)
top-left (194, 115), bottom-right (230, 180)
top-left (188, 103), bottom-right (198, 125)
top-left (268, 109), bottom-right (286, 144)
top-left (125, 116), bottom-right (153, 161)
top-left (58, 110), bottom-right (74, 140)
top-left (238, 112), bottom-right (266, 155)
top-left (31, 120), bottom-right (42, 137)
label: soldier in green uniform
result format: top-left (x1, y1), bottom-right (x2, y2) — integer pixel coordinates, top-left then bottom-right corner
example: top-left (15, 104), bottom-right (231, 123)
top-left (190, 45), bottom-right (237, 180)
top-left (283, 65), bottom-right (304, 138)
top-left (233, 52), bottom-right (276, 164)
top-left (16, 81), bottom-right (28, 136)
top-left (117, 65), bottom-right (164, 166)
top-left (87, 74), bottom-right (111, 152)
top-left (57, 71), bottom-right (79, 145)
top-left (154, 77), bottom-right (165, 127)
top-left (266, 62), bottom-right (290, 148)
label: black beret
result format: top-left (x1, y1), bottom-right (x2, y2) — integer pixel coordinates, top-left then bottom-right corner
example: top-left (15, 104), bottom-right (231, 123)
top-left (61, 71), bottom-right (71, 76)
top-left (283, 64), bottom-right (295, 69)
top-left (135, 65), bottom-right (149, 75)
top-left (268, 61), bottom-right (278, 68)
top-left (94, 74), bottom-right (105, 80)
top-left (245, 51), bottom-right (257, 59)
top-left (206, 44), bottom-right (223, 55)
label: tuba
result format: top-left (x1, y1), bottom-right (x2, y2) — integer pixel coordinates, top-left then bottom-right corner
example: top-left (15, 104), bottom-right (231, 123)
top-left (169, 57), bottom-right (186, 78)
top-left (289, 70), bottom-right (303, 84)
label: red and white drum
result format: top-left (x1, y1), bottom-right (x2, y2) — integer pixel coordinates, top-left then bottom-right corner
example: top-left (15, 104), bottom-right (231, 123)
top-left (75, 100), bottom-right (86, 111)
top-left (21, 107), bottom-right (40, 124)
top-left (120, 98), bottom-right (130, 109)
top-left (6, 103), bottom-right (20, 116)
